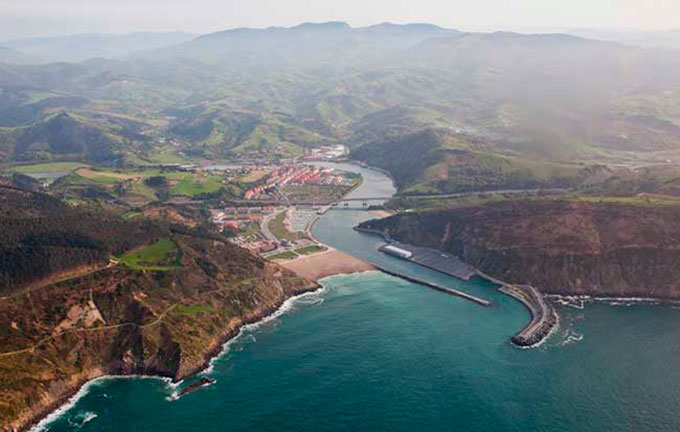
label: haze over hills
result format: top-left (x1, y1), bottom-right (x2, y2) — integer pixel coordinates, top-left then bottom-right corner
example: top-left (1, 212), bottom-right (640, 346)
top-left (1, 22), bottom-right (680, 192)
top-left (565, 28), bottom-right (680, 50)
top-left (0, 32), bottom-right (197, 64)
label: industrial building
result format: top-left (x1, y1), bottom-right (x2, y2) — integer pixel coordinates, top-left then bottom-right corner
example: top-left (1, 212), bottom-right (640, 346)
top-left (380, 244), bottom-right (413, 259)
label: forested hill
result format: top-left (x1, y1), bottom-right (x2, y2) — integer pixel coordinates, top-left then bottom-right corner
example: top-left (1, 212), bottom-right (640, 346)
top-left (0, 185), bottom-right (164, 293)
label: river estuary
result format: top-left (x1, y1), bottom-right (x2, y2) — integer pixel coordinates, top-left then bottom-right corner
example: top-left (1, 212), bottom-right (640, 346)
top-left (35, 163), bottom-right (680, 432)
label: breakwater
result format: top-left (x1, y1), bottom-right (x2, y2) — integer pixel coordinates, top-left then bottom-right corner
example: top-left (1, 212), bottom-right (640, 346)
top-left (374, 265), bottom-right (491, 307)
top-left (498, 283), bottom-right (557, 347)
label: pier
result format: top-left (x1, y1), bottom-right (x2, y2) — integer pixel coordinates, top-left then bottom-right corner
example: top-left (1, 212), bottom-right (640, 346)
top-left (374, 265), bottom-right (491, 307)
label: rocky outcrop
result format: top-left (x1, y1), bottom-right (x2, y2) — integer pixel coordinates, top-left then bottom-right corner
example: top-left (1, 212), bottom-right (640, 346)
top-left (359, 200), bottom-right (680, 299)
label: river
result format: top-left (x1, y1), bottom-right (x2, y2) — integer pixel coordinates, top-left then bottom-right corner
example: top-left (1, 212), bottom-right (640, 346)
top-left (35, 163), bottom-right (680, 432)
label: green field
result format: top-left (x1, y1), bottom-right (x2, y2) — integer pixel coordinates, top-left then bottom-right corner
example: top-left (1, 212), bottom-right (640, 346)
top-left (55, 167), bottom-right (229, 201)
top-left (10, 162), bottom-right (87, 173)
top-left (118, 238), bottom-right (181, 271)
top-left (268, 251), bottom-right (298, 261)
top-left (294, 245), bottom-right (327, 255)
top-left (168, 174), bottom-right (224, 197)
top-left (173, 303), bottom-right (217, 316)
top-left (268, 211), bottom-right (307, 241)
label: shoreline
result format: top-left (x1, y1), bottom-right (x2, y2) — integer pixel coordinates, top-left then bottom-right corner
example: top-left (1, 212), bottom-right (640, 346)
top-left (280, 249), bottom-right (375, 281)
top-left (21, 283), bottom-right (322, 432)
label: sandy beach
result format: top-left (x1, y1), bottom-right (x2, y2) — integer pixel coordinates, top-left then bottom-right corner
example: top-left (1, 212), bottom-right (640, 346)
top-left (281, 249), bottom-right (375, 280)
top-left (369, 210), bottom-right (394, 218)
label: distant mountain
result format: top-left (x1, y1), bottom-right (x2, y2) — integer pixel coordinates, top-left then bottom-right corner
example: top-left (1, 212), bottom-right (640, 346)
top-left (152, 21), bottom-right (460, 66)
top-left (2, 32), bottom-right (196, 63)
top-left (566, 28), bottom-right (680, 49)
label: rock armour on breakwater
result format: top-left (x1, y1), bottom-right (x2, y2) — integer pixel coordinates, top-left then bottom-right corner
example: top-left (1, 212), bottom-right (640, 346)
top-left (498, 284), bottom-right (558, 347)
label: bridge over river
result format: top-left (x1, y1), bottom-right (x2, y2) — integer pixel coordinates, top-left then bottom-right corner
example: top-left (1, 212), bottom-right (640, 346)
top-left (223, 187), bottom-right (567, 207)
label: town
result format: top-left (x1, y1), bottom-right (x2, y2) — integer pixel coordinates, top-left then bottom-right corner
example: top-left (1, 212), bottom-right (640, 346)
top-left (210, 161), bottom-right (361, 263)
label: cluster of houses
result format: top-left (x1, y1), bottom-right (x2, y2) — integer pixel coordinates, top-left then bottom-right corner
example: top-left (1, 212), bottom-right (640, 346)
top-left (243, 165), bottom-right (351, 200)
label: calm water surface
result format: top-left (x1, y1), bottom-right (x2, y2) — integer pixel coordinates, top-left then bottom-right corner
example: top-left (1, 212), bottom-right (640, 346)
top-left (36, 164), bottom-right (680, 432)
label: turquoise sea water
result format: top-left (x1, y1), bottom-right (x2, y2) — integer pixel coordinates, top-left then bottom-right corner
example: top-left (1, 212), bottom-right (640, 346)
top-left (35, 164), bottom-right (680, 432)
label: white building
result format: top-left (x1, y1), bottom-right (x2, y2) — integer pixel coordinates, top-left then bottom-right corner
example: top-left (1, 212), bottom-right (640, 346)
top-left (381, 245), bottom-right (413, 259)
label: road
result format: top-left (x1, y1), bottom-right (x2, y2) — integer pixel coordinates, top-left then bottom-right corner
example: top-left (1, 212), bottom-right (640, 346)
top-left (260, 208), bottom-right (285, 241)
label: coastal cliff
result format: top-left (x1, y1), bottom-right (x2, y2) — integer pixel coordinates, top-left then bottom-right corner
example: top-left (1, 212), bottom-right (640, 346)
top-left (0, 187), bottom-right (317, 431)
top-left (358, 199), bottom-right (680, 299)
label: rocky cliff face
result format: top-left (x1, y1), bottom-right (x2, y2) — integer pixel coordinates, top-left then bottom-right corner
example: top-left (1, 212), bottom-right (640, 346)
top-left (359, 200), bottom-right (680, 298)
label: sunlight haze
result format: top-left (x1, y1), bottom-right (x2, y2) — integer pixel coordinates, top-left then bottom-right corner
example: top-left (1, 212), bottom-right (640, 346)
top-left (1, 0), bottom-right (679, 39)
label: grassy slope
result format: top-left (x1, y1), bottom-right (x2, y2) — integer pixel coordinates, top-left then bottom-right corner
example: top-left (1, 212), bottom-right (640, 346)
top-left (117, 238), bottom-right (181, 271)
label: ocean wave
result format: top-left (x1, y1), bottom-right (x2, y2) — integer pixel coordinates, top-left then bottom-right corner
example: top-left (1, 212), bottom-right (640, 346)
top-left (168, 378), bottom-right (218, 401)
top-left (558, 329), bottom-right (584, 347)
top-left (317, 269), bottom-right (380, 285)
top-left (30, 375), bottom-right (180, 432)
top-left (515, 314), bottom-right (561, 351)
top-left (554, 297), bottom-right (584, 309)
top-left (548, 294), bottom-right (669, 308)
top-left (66, 411), bottom-right (97, 429)
top-left (201, 284), bottom-right (330, 376)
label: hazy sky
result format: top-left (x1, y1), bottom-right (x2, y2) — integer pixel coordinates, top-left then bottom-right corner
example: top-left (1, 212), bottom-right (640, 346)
top-left (1, 0), bottom-right (679, 40)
